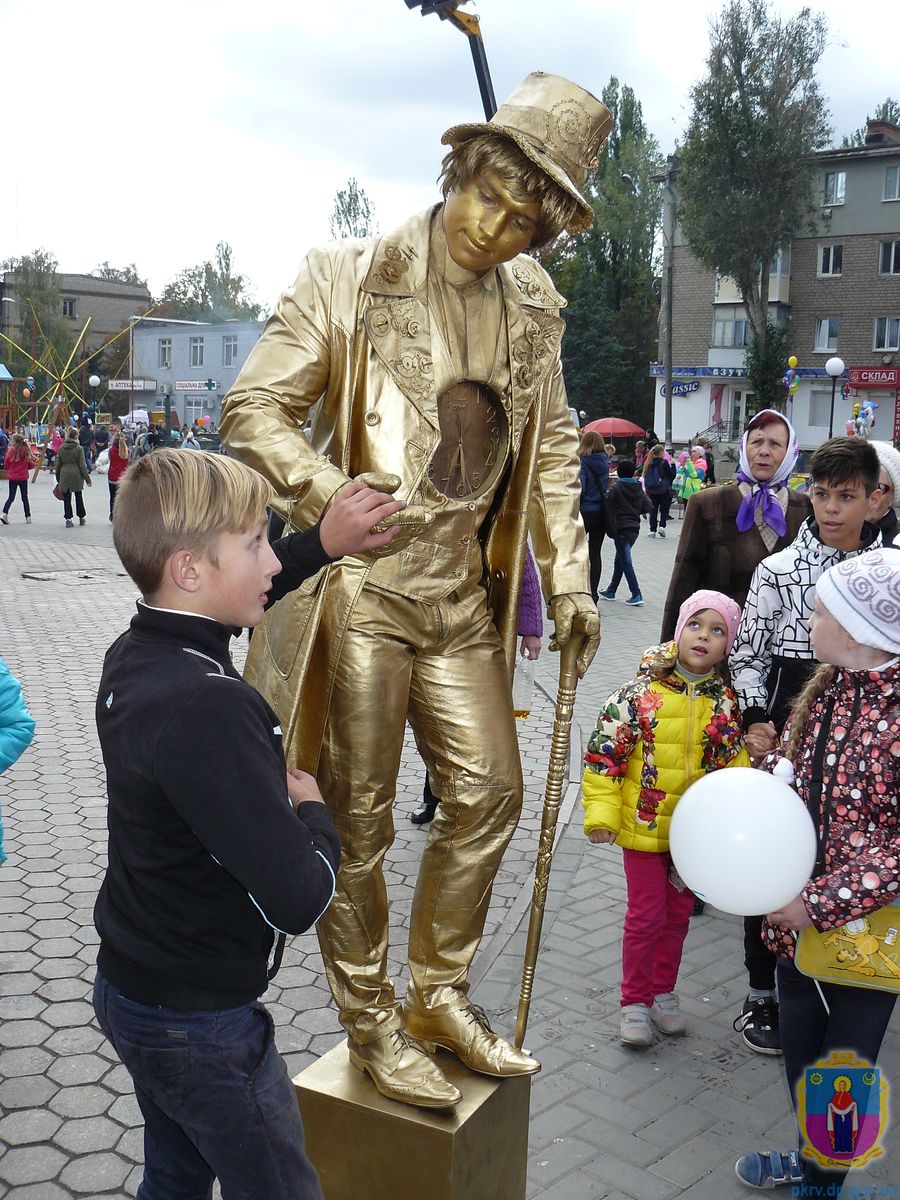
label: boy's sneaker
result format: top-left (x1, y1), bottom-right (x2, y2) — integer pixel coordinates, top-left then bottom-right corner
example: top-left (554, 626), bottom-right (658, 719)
top-left (734, 995), bottom-right (781, 1055)
top-left (79, 517), bottom-right (86, 526)
top-left (598, 589), bottom-right (617, 601)
top-left (625, 594), bottom-right (644, 606)
top-left (65, 519), bottom-right (74, 528)
top-left (734, 1150), bottom-right (803, 1189)
top-left (650, 992), bottom-right (686, 1036)
top-left (25, 516), bottom-right (32, 523)
top-left (658, 528), bottom-right (666, 538)
top-left (648, 530), bottom-right (656, 538)
top-left (619, 1003), bottom-right (653, 1047)
top-left (0, 514), bottom-right (8, 525)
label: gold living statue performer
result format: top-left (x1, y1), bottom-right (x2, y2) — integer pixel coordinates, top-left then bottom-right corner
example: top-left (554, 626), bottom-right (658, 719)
top-left (220, 72), bottom-right (609, 1110)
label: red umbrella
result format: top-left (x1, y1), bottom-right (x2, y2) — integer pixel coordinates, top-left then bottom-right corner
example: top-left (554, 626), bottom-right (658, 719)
top-left (582, 417), bottom-right (646, 437)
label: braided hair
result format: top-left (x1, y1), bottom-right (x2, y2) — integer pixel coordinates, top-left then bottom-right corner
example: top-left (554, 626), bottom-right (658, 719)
top-left (781, 664), bottom-right (837, 762)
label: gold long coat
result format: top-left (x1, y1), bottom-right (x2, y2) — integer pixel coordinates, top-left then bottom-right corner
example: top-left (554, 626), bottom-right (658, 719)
top-left (220, 206), bottom-right (589, 769)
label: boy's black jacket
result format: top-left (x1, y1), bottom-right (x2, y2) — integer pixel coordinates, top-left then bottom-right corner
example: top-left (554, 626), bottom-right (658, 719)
top-left (606, 477), bottom-right (651, 534)
top-left (94, 551), bottom-right (340, 1009)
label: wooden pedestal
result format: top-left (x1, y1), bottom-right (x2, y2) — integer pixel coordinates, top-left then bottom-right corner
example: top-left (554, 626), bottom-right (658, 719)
top-left (295, 1039), bottom-right (531, 1199)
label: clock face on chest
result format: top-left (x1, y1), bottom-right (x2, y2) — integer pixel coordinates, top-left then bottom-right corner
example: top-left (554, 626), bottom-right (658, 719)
top-left (429, 382), bottom-right (509, 501)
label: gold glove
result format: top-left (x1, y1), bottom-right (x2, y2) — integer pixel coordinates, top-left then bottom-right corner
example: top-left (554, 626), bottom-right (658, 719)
top-left (548, 592), bottom-right (601, 678)
top-left (347, 472), bottom-right (432, 559)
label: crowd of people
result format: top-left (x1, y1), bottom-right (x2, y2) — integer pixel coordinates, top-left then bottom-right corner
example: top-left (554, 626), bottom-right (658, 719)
top-left (1, 62), bottom-right (897, 1198)
top-left (580, 414), bottom-right (899, 1195)
top-left (0, 414), bottom-right (220, 529)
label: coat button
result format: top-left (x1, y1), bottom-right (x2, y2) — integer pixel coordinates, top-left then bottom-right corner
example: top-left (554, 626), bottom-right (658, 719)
top-left (364, 411), bottom-right (380, 426)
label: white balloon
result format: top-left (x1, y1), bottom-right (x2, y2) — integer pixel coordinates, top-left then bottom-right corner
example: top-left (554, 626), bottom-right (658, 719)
top-left (669, 767), bottom-right (817, 916)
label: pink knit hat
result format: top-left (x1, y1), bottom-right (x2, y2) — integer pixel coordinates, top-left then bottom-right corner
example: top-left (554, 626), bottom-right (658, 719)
top-left (674, 589), bottom-right (743, 654)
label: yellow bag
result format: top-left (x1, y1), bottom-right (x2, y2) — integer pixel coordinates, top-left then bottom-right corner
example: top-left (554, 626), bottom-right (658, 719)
top-left (795, 903), bottom-right (900, 994)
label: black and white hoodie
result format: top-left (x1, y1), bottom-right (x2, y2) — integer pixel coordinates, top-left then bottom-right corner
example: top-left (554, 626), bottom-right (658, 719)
top-left (729, 517), bottom-right (882, 731)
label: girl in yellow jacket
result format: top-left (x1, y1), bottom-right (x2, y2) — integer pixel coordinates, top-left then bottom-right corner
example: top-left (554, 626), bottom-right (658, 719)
top-left (583, 589), bottom-right (750, 1047)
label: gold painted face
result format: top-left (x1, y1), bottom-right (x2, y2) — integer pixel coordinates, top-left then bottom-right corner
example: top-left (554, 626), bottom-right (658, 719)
top-left (442, 172), bottom-right (541, 272)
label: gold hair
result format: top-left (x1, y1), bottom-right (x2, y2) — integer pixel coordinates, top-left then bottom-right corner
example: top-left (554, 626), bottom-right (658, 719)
top-left (112, 449), bottom-right (272, 597)
top-left (578, 430), bottom-right (605, 456)
top-left (642, 444), bottom-right (665, 477)
top-left (438, 134), bottom-right (582, 248)
top-left (64, 427), bottom-right (78, 441)
top-left (782, 664), bottom-right (837, 761)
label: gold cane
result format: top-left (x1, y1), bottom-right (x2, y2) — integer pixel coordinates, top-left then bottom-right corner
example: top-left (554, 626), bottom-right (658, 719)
top-left (514, 635), bottom-right (582, 1048)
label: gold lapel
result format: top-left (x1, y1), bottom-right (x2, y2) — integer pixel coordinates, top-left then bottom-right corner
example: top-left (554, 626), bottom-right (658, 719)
top-left (362, 212), bottom-right (439, 431)
top-left (501, 258), bottom-right (566, 449)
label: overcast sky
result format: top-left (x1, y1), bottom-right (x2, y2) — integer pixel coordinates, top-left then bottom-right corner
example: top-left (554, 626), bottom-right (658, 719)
top-left (1, 0), bottom-right (895, 307)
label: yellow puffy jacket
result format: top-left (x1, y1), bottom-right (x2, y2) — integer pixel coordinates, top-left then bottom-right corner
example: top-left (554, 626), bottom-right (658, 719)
top-left (582, 668), bottom-right (750, 853)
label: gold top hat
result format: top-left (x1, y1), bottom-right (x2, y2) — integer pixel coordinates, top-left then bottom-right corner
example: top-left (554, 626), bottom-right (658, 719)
top-left (441, 71), bottom-right (613, 234)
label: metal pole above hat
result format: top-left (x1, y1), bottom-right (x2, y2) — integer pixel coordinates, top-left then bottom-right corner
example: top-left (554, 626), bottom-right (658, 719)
top-left (404, 1), bottom-right (497, 117)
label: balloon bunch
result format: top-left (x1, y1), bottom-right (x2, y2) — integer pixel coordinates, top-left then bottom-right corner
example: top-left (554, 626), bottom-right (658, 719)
top-left (782, 354), bottom-right (800, 396)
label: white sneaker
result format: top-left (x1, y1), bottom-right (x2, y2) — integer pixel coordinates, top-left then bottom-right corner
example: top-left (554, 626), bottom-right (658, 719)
top-left (658, 528), bottom-right (666, 538)
top-left (0, 514), bottom-right (8, 525)
top-left (620, 1003), bottom-right (653, 1047)
top-left (648, 530), bottom-right (656, 538)
top-left (25, 516), bottom-right (32, 524)
top-left (650, 992), bottom-right (687, 1035)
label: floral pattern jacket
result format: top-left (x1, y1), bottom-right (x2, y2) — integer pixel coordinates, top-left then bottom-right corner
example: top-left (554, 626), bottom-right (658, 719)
top-left (583, 653), bottom-right (750, 853)
top-left (762, 660), bottom-right (900, 960)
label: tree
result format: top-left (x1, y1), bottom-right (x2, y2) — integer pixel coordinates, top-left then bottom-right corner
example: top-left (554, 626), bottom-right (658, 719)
top-left (156, 242), bottom-right (263, 322)
top-left (329, 178), bottom-right (377, 240)
top-left (842, 98), bottom-right (900, 147)
top-left (93, 262), bottom-right (147, 287)
top-left (1, 249), bottom-right (71, 395)
top-left (677, 0), bottom-right (830, 400)
top-left (548, 78), bottom-right (663, 425)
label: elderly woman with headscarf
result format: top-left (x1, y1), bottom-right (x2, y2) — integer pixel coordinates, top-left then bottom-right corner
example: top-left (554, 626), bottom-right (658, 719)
top-left (661, 410), bottom-right (810, 639)
top-left (660, 408), bottom-right (810, 1061)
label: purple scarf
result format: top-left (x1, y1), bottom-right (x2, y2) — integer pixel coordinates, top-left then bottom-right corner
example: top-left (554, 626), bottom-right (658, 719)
top-left (734, 410), bottom-right (800, 538)
top-left (735, 469), bottom-right (787, 537)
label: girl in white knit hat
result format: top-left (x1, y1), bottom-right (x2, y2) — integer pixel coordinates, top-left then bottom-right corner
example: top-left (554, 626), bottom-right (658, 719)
top-left (735, 546), bottom-right (900, 1192)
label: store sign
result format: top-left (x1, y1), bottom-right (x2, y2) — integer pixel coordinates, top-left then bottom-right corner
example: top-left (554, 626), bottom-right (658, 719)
top-left (848, 366), bottom-right (899, 388)
top-left (660, 380), bottom-right (701, 397)
top-left (175, 380), bottom-right (218, 391)
top-left (108, 379), bottom-right (156, 390)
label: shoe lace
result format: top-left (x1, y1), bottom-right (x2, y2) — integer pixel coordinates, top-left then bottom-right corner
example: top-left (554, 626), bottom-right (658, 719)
top-left (733, 996), bottom-right (777, 1034)
top-left (464, 1003), bottom-right (494, 1033)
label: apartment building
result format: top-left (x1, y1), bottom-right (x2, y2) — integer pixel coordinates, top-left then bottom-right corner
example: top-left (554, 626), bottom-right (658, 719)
top-left (0, 272), bottom-right (151, 357)
top-left (129, 317), bottom-right (264, 426)
top-left (653, 121), bottom-right (900, 449)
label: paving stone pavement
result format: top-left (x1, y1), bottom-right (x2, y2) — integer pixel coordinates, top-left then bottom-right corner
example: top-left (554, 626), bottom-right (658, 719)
top-left (0, 480), bottom-right (897, 1198)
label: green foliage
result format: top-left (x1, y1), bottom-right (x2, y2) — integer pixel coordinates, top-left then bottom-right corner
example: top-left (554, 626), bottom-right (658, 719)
top-left (744, 321), bottom-right (792, 410)
top-left (841, 97), bottom-right (900, 147)
top-left (329, 178), bottom-right (377, 241)
top-left (1, 249), bottom-right (73, 395)
top-left (544, 78), bottom-right (663, 426)
top-left (92, 262), bottom-right (147, 286)
top-left (156, 242), bottom-right (262, 322)
top-left (678, 0), bottom-right (830, 371)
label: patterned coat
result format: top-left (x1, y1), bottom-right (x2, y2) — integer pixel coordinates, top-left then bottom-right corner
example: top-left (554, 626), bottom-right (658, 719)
top-left (583, 664), bottom-right (750, 853)
top-left (729, 519), bottom-right (882, 727)
top-left (762, 662), bottom-right (900, 960)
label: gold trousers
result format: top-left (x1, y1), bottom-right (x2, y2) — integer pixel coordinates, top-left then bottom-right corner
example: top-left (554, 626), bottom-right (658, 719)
top-left (315, 582), bottom-right (523, 1044)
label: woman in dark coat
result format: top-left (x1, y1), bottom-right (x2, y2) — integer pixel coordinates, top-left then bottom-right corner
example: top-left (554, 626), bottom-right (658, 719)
top-left (56, 427), bottom-right (92, 527)
top-left (578, 431), bottom-right (610, 603)
top-left (661, 411), bottom-right (810, 637)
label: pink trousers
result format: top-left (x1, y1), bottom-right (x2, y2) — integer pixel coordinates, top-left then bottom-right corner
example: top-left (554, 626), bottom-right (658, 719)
top-left (620, 847), bottom-right (695, 1007)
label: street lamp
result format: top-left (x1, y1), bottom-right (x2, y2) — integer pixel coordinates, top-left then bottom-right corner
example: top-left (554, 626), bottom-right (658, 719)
top-left (88, 374), bottom-right (101, 421)
top-left (825, 356), bottom-right (845, 439)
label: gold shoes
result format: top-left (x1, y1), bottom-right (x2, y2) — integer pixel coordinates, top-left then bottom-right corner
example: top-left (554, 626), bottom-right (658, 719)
top-left (347, 1029), bottom-right (462, 1109)
top-left (404, 1003), bottom-right (541, 1078)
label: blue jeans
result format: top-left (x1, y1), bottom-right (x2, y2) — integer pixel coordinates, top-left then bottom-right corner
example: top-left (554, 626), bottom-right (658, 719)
top-left (93, 971), bottom-right (323, 1200)
top-left (607, 531), bottom-right (641, 598)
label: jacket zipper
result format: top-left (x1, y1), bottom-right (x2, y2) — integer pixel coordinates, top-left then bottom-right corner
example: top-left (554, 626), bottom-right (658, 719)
top-left (766, 665), bottom-right (783, 716)
top-left (685, 683), bottom-right (696, 780)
